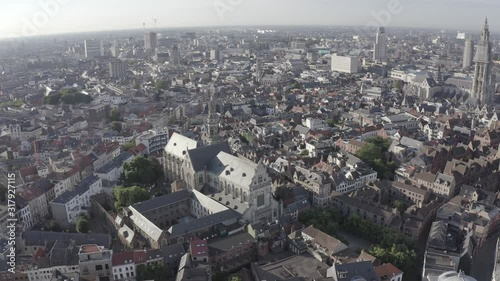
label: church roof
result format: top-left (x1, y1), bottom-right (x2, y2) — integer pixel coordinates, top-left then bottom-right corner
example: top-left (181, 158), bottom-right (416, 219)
top-left (207, 152), bottom-right (260, 187)
top-left (164, 132), bottom-right (198, 159)
top-left (187, 142), bottom-right (231, 172)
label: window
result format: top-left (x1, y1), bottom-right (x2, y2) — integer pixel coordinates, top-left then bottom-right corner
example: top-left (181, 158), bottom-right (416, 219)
top-left (257, 193), bottom-right (265, 207)
top-left (95, 265), bottom-right (103, 271)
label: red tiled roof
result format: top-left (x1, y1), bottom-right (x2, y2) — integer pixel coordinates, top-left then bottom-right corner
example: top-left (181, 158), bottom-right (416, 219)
top-left (134, 251), bottom-right (147, 264)
top-left (190, 239), bottom-right (208, 257)
top-left (112, 251), bottom-right (135, 266)
top-left (19, 166), bottom-right (37, 178)
top-left (33, 247), bottom-right (46, 260)
top-left (375, 263), bottom-right (403, 279)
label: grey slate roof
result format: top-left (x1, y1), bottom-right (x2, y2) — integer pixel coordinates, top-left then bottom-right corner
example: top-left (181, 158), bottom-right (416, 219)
top-left (187, 142), bottom-right (231, 172)
top-left (328, 261), bottom-right (379, 281)
top-left (21, 231), bottom-right (112, 248)
top-left (168, 209), bottom-right (239, 237)
top-left (132, 189), bottom-right (190, 214)
top-left (51, 175), bottom-right (100, 204)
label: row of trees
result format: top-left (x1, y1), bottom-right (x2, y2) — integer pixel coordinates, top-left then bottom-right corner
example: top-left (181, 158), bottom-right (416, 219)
top-left (356, 137), bottom-right (398, 180)
top-left (299, 208), bottom-right (416, 272)
top-left (43, 88), bottom-right (93, 105)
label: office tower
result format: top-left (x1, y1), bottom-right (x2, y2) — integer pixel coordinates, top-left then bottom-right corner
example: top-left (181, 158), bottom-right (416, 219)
top-left (110, 39), bottom-right (119, 57)
top-left (210, 49), bottom-right (221, 61)
top-left (373, 27), bottom-right (387, 63)
top-left (462, 38), bottom-right (474, 69)
top-left (472, 18), bottom-right (494, 105)
top-left (84, 39), bottom-right (104, 58)
top-left (109, 60), bottom-right (126, 79)
top-left (291, 40), bottom-right (306, 49)
top-left (144, 32), bottom-right (157, 51)
top-left (331, 54), bottom-right (360, 74)
top-left (170, 45), bottom-right (181, 65)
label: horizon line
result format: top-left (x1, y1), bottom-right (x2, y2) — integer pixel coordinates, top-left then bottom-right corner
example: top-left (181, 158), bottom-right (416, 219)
top-left (1, 23), bottom-right (499, 41)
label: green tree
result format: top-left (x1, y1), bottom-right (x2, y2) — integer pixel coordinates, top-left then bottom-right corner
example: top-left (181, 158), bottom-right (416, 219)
top-left (392, 80), bottom-right (402, 90)
top-left (122, 156), bottom-right (162, 186)
top-left (356, 137), bottom-right (397, 180)
top-left (356, 143), bottom-right (383, 161)
top-left (155, 80), bottom-right (168, 91)
top-left (392, 200), bottom-right (407, 215)
top-left (300, 149), bottom-right (309, 156)
top-left (46, 220), bottom-right (62, 232)
top-left (111, 121), bottom-right (122, 133)
top-left (43, 88), bottom-right (93, 105)
top-left (76, 215), bottom-right (89, 233)
top-left (136, 263), bottom-right (172, 281)
top-left (122, 140), bottom-right (136, 151)
top-left (113, 186), bottom-right (150, 209)
top-left (108, 108), bottom-right (121, 122)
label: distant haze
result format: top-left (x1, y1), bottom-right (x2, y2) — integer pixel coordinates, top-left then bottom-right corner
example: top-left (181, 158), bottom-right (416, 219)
top-left (1, 0), bottom-right (499, 39)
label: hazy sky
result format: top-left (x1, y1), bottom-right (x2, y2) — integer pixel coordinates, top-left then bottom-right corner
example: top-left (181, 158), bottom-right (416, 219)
top-left (1, 0), bottom-right (499, 38)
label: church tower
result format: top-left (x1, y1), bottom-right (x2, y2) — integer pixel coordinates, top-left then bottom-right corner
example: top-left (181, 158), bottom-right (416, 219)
top-left (204, 92), bottom-right (221, 145)
top-left (472, 18), bottom-right (493, 105)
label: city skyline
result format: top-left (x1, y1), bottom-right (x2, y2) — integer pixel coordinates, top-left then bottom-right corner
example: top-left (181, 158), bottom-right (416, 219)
top-left (1, 0), bottom-right (500, 39)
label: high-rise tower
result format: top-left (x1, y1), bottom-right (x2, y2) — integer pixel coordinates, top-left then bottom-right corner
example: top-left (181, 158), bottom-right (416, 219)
top-left (144, 32), bottom-right (157, 51)
top-left (373, 27), bottom-right (387, 63)
top-left (471, 18), bottom-right (494, 105)
top-left (462, 38), bottom-right (474, 69)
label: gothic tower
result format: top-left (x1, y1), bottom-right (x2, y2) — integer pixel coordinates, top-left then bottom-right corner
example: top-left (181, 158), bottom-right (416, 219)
top-left (204, 92), bottom-right (221, 145)
top-left (472, 18), bottom-right (493, 105)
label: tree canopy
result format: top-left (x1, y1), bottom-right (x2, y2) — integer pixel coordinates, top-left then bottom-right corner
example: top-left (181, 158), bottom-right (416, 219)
top-left (111, 121), bottom-right (122, 133)
top-left (356, 137), bottom-right (398, 180)
top-left (113, 186), bottom-right (150, 210)
top-left (122, 140), bottom-right (136, 151)
top-left (299, 209), bottom-right (415, 271)
top-left (136, 263), bottom-right (172, 281)
top-left (122, 156), bottom-right (162, 186)
top-left (76, 215), bottom-right (89, 233)
top-left (155, 80), bottom-right (168, 91)
top-left (43, 88), bottom-right (93, 105)
top-left (108, 108), bottom-right (121, 122)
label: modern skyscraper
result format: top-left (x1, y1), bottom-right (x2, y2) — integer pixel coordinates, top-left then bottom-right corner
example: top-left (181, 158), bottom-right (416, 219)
top-left (471, 18), bottom-right (494, 105)
top-left (170, 45), bottom-right (181, 65)
top-left (84, 39), bottom-right (104, 58)
top-left (109, 59), bottom-right (127, 79)
top-left (144, 32), bottom-right (157, 51)
top-left (373, 27), bottom-right (387, 63)
top-left (462, 38), bottom-right (474, 69)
